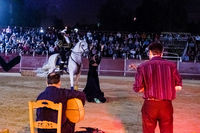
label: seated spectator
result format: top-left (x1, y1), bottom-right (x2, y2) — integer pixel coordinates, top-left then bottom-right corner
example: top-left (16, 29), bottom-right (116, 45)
top-left (49, 44), bottom-right (55, 55)
top-left (182, 53), bottom-right (189, 62)
top-left (36, 72), bottom-right (85, 133)
top-left (129, 49), bottom-right (136, 59)
top-left (195, 34), bottom-right (200, 42)
top-left (6, 26), bottom-right (12, 38)
top-left (143, 39), bottom-right (150, 46)
top-left (23, 42), bottom-right (30, 55)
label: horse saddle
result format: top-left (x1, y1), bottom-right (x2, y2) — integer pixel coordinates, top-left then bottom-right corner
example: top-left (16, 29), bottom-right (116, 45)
top-left (58, 39), bottom-right (72, 49)
top-left (66, 98), bottom-right (84, 123)
top-left (55, 55), bottom-right (68, 70)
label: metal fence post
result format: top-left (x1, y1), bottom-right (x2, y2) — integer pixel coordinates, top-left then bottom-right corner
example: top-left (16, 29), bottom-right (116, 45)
top-left (177, 57), bottom-right (182, 71)
top-left (124, 58), bottom-right (126, 76)
top-left (19, 52), bottom-right (22, 72)
top-left (46, 50), bottom-right (48, 63)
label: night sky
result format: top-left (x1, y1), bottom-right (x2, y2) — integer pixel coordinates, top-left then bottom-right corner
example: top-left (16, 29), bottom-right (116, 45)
top-left (23, 0), bottom-right (200, 25)
top-left (1, 0), bottom-right (200, 28)
top-left (24, 0), bottom-right (142, 25)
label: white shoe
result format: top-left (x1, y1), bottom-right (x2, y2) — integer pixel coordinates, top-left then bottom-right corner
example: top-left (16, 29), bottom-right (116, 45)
top-left (94, 98), bottom-right (101, 103)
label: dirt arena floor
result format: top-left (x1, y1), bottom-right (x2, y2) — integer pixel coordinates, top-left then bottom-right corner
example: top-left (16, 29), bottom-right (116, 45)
top-left (0, 73), bottom-right (200, 133)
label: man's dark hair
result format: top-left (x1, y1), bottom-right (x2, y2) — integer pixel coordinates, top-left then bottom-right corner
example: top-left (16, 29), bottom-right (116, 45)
top-left (148, 42), bottom-right (163, 56)
top-left (47, 72), bottom-right (60, 84)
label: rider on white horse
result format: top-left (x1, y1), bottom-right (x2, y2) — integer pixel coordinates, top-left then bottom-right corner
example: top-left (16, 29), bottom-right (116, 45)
top-left (57, 27), bottom-right (73, 71)
top-left (39, 35), bottom-right (88, 90)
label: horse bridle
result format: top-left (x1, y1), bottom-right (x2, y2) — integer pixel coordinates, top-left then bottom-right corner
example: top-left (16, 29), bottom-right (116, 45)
top-left (79, 40), bottom-right (88, 54)
top-left (71, 40), bottom-right (88, 55)
top-left (70, 40), bottom-right (88, 67)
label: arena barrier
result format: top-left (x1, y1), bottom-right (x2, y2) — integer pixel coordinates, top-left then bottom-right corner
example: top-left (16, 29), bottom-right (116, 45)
top-left (0, 55), bottom-right (200, 78)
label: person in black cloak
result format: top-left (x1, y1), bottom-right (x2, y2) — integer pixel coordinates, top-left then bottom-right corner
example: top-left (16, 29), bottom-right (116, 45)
top-left (83, 43), bottom-right (106, 103)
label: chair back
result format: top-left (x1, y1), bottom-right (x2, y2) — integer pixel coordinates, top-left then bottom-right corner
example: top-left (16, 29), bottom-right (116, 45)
top-left (28, 100), bottom-right (62, 133)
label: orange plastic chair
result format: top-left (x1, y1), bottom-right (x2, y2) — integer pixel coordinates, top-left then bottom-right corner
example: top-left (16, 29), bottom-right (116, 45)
top-left (28, 100), bottom-right (62, 133)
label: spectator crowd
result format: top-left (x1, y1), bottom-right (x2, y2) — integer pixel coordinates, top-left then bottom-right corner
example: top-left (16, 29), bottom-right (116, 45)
top-left (0, 26), bottom-right (199, 62)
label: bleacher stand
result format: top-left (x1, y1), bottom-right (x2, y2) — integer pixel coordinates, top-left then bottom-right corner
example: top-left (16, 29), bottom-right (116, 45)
top-left (0, 26), bottom-right (199, 62)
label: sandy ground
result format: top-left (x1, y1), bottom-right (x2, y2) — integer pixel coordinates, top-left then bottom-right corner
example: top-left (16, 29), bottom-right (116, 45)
top-left (0, 73), bottom-right (200, 133)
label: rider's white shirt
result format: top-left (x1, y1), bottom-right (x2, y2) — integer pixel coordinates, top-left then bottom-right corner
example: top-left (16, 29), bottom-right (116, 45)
top-left (64, 36), bottom-right (70, 44)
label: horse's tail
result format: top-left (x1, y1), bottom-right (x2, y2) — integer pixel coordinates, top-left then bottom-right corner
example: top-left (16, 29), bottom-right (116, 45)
top-left (35, 53), bottom-right (59, 77)
top-left (34, 61), bottom-right (49, 77)
top-left (41, 62), bottom-right (51, 71)
top-left (42, 53), bottom-right (59, 72)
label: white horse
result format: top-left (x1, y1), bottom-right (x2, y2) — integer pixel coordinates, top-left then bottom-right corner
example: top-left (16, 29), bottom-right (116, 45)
top-left (40, 39), bottom-right (88, 90)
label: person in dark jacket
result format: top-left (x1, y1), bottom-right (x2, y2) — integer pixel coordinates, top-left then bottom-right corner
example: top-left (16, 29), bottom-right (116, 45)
top-left (57, 27), bottom-right (73, 70)
top-left (36, 72), bottom-right (85, 133)
top-left (83, 44), bottom-right (106, 103)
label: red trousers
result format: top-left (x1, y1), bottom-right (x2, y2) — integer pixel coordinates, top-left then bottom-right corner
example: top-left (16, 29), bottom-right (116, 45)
top-left (141, 100), bottom-right (173, 133)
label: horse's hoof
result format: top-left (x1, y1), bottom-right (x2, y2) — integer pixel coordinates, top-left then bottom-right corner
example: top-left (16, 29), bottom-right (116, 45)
top-left (71, 87), bottom-right (74, 90)
top-left (74, 85), bottom-right (79, 90)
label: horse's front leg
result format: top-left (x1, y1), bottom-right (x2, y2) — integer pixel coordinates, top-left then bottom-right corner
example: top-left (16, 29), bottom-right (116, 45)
top-left (74, 72), bottom-right (81, 90)
top-left (69, 72), bottom-right (74, 90)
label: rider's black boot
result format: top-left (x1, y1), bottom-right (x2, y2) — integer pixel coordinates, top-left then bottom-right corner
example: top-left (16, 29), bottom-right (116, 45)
top-left (60, 61), bottom-right (64, 70)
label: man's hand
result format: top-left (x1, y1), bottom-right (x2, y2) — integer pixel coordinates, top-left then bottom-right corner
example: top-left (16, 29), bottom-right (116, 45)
top-left (175, 86), bottom-right (182, 91)
top-left (129, 63), bottom-right (137, 70)
top-left (101, 44), bottom-right (104, 51)
top-left (139, 88), bottom-right (144, 93)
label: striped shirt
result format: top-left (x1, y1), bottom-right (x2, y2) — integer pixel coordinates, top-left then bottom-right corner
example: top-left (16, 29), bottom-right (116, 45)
top-left (133, 56), bottom-right (182, 100)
